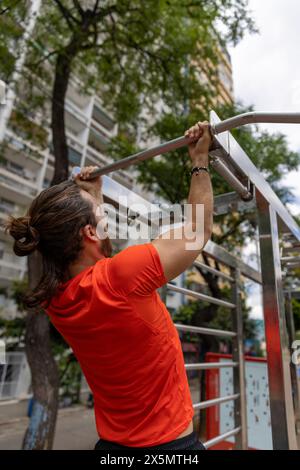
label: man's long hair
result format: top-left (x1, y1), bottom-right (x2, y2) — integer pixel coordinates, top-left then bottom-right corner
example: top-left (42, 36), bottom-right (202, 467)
top-left (6, 181), bottom-right (97, 309)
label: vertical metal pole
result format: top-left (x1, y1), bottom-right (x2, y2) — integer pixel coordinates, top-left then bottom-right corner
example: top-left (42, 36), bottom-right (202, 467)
top-left (231, 267), bottom-right (248, 449)
top-left (0, 362), bottom-right (8, 399)
top-left (256, 190), bottom-right (298, 449)
top-left (285, 291), bottom-right (300, 434)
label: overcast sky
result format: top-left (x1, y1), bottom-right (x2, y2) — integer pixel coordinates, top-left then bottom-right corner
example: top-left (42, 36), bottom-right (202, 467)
top-left (227, 0), bottom-right (300, 319)
top-left (228, 0), bottom-right (300, 214)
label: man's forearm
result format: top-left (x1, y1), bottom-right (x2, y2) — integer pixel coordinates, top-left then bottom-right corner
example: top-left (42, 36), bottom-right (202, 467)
top-left (187, 155), bottom-right (213, 239)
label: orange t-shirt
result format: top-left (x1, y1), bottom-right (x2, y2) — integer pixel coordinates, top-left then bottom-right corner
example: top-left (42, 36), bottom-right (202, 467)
top-left (47, 243), bottom-right (194, 447)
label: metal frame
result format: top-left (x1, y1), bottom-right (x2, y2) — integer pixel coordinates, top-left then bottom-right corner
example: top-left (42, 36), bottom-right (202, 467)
top-left (167, 283), bottom-right (236, 309)
top-left (170, 250), bottom-right (256, 450)
top-left (210, 111), bottom-right (300, 449)
top-left (255, 196), bottom-right (298, 449)
top-left (231, 267), bottom-right (248, 449)
top-left (284, 290), bottom-right (300, 435)
top-left (214, 191), bottom-right (257, 217)
top-left (204, 428), bottom-right (241, 449)
top-left (80, 109), bottom-right (300, 450)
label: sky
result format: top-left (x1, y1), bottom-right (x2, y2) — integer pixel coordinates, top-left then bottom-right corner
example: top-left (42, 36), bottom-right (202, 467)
top-left (228, 0), bottom-right (300, 215)
top-left (227, 0), bottom-right (300, 319)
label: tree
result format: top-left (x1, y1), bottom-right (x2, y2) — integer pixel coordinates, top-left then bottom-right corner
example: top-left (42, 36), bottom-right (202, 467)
top-left (0, 0), bottom-right (256, 449)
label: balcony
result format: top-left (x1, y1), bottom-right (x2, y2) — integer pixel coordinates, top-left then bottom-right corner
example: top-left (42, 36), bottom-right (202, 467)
top-left (66, 80), bottom-right (92, 111)
top-left (4, 130), bottom-right (44, 172)
top-left (9, 109), bottom-right (48, 149)
top-left (68, 147), bottom-right (82, 166)
top-left (88, 126), bottom-right (110, 153)
top-left (1, 156), bottom-right (37, 184)
top-left (86, 145), bottom-right (110, 166)
top-left (0, 167), bottom-right (37, 205)
top-left (0, 258), bottom-right (26, 285)
top-left (90, 116), bottom-right (113, 140)
top-left (92, 104), bottom-right (115, 133)
top-left (0, 198), bottom-right (24, 241)
top-left (65, 101), bottom-right (88, 137)
top-left (49, 138), bottom-right (83, 167)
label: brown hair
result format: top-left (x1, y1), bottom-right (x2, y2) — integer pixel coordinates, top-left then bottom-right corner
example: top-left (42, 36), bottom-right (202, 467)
top-left (6, 180), bottom-right (96, 309)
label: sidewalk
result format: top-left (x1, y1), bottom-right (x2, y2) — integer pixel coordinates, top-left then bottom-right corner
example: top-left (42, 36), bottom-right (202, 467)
top-left (0, 381), bottom-right (201, 450)
top-left (1, 402), bottom-right (299, 450)
top-left (0, 405), bottom-right (98, 450)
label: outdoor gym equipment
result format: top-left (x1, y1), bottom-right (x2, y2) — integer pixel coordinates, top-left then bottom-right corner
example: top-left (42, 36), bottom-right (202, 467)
top-left (71, 110), bottom-right (300, 449)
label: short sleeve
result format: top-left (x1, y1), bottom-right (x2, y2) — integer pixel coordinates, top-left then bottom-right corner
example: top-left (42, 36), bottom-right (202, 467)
top-left (106, 243), bottom-right (167, 297)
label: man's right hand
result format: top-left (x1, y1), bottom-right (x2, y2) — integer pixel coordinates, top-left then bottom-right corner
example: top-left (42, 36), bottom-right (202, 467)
top-left (185, 121), bottom-right (212, 166)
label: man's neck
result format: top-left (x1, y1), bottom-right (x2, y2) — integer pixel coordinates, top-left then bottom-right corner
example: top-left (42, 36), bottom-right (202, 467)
top-left (68, 253), bottom-right (105, 279)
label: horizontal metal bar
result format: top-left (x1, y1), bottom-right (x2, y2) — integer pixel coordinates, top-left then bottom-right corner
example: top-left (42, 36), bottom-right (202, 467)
top-left (281, 256), bottom-right (300, 264)
top-left (286, 262), bottom-right (300, 270)
top-left (193, 394), bottom-right (240, 411)
top-left (185, 362), bottom-right (238, 371)
top-left (167, 284), bottom-right (236, 309)
top-left (175, 323), bottom-right (236, 338)
top-left (213, 112), bottom-right (300, 135)
top-left (193, 260), bottom-right (234, 282)
top-left (83, 134), bottom-right (218, 177)
top-left (210, 157), bottom-right (253, 201)
top-left (214, 191), bottom-right (256, 216)
top-left (203, 427), bottom-right (242, 449)
top-left (285, 290), bottom-right (300, 300)
top-left (282, 246), bottom-right (300, 255)
top-left (203, 240), bottom-right (262, 284)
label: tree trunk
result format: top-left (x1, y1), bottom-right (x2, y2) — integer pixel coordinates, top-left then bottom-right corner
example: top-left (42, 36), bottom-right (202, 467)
top-left (51, 50), bottom-right (73, 185)
top-left (22, 251), bottom-right (59, 450)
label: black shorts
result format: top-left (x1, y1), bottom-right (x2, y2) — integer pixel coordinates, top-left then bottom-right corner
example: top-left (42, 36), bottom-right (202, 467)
top-left (95, 431), bottom-right (206, 451)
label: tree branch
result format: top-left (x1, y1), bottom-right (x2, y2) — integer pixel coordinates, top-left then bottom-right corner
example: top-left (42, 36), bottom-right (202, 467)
top-left (53, 0), bottom-right (79, 30)
top-left (27, 47), bottom-right (61, 69)
top-left (198, 253), bottom-right (222, 298)
top-left (72, 0), bottom-right (84, 16)
top-left (108, 13), bottom-right (128, 77)
top-left (94, 3), bottom-right (119, 20)
top-left (215, 218), bottom-right (244, 245)
top-left (0, 0), bottom-right (22, 15)
top-left (92, 0), bottom-right (101, 15)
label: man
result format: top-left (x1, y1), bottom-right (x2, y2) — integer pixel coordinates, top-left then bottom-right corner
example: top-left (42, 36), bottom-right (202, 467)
top-left (7, 121), bottom-right (213, 450)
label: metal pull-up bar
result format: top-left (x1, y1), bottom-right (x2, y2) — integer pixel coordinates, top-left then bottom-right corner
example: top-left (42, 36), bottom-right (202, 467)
top-left (212, 111), bottom-right (300, 134)
top-left (72, 112), bottom-right (300, 179)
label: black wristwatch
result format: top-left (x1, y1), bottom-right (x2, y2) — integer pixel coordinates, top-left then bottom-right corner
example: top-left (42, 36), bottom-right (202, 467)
top-left (191, 166), bottom-right (209, 176)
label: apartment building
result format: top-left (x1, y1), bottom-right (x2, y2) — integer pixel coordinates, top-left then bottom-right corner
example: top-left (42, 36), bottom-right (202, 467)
top-left (216, 45), bottom-right (234, 106)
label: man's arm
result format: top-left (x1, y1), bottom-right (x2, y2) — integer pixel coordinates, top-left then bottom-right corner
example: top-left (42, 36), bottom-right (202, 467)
top-left (152, 121), bottom-right (213, 282)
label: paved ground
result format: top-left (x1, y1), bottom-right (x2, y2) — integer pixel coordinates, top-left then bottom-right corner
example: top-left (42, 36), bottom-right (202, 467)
top-left (0, 405), bottom-right (98, 450)
top-left (0, 381), bottom-right (201, 450)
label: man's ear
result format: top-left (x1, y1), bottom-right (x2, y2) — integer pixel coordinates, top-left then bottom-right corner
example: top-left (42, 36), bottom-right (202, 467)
top-left (81, 225), bottom-right (99, 242)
